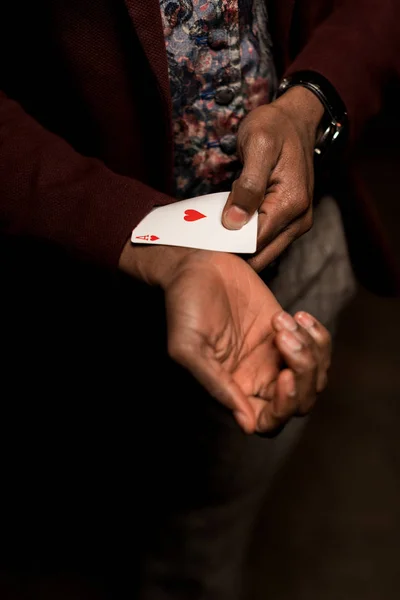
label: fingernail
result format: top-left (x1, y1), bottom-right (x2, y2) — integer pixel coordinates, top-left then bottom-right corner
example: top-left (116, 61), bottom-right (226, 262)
top-left (276, 311), bottom-right (297, 332)
top-left (281, 331), bottom-right (302, 352)
top-left (296, 311), bottom-right (315, 329)
top-left (224, 206), bottom-right (249, 229)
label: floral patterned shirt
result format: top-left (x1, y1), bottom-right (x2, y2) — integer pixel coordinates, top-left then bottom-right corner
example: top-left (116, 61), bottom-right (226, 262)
top-left (159, 0), bottom-right (277, 199)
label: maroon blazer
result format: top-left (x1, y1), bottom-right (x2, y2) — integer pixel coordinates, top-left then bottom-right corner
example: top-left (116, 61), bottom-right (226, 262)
top-left (0, 0), bottom-right (399, 294)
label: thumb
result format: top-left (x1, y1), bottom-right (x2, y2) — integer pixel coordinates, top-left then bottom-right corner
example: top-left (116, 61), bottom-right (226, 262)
top-left (222, 141), bottom-right (274, 230)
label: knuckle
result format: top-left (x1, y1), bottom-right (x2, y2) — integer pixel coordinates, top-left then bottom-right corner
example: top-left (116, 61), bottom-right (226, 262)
top-left (236, 175), bottom-right (264, 198)
top-left (298, 192), bottom-right (311, 214)
top-left (246, 127), bottom-right (278, 155)
top-left (296, 329), bottom-right (311, 348)
top-left (257, 130), bottom-right (277, 151)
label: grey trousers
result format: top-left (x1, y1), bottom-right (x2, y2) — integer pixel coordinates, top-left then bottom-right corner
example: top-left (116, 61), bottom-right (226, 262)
top-left (0, 200), bottom-right (356, 600)
top-left (268, 196), bottom-right (357, 332)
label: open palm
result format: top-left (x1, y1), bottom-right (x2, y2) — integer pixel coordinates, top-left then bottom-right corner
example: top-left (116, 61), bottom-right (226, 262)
top-left (164, 250), bottom-right (285, 433)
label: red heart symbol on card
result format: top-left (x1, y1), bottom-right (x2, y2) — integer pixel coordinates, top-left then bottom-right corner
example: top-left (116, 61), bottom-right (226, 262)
top-left (150, 235), bottom-right (159, 241)
top-left (184, 209), bottom-right (207, 222)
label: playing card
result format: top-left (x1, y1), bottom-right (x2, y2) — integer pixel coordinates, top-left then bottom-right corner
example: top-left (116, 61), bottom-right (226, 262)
top-left (130, 192), bottom-right (257, 253)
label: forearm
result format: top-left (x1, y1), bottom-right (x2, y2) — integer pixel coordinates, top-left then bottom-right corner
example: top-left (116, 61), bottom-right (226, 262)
top-left (0, 91), bottom-right (173, 268)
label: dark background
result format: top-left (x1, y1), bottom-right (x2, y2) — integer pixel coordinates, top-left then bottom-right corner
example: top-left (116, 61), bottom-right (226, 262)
top-left (1, 88), bottom-right (399, 598)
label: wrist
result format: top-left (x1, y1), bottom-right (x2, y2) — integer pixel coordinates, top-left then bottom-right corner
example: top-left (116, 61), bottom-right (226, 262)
top-left (276, 71), bottom-right (348, 160)
top-left (118, 240), bottom-right (201, 289)
top-left (274, 86), bottom-right (325, 137)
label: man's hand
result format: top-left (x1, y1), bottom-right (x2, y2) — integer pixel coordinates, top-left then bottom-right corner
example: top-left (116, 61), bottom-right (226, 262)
top-left (266, 309), bottom-right (331, 432)
top-left (222, 86), bottom-right (325, 272)
top-left (119, 243), bottom-right (331, 434)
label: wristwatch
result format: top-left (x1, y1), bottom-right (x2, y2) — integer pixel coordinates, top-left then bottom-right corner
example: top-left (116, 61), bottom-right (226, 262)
top-left (276, 70), bottom-right (349, 161)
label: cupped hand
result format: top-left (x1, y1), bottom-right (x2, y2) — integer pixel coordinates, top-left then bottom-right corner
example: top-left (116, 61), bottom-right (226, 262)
top-left (163, 249), bottom-right (331, 434)
top-left (222, 87), bottom-right (324, 272)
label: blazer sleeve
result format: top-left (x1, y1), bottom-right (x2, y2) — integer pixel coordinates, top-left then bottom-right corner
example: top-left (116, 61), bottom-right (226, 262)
top-left (0, 91), bottom-right (174, 268)
top-left (285, 0), bottom-right (399, 144)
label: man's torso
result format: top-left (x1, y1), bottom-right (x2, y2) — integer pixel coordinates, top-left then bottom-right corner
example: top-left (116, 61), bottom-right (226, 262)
top-left (159, 0), bottom-right (277, 198)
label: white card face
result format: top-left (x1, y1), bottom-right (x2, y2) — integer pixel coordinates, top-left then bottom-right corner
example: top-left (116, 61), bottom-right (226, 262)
top-left (130, 192), bottom-right (257, 253)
